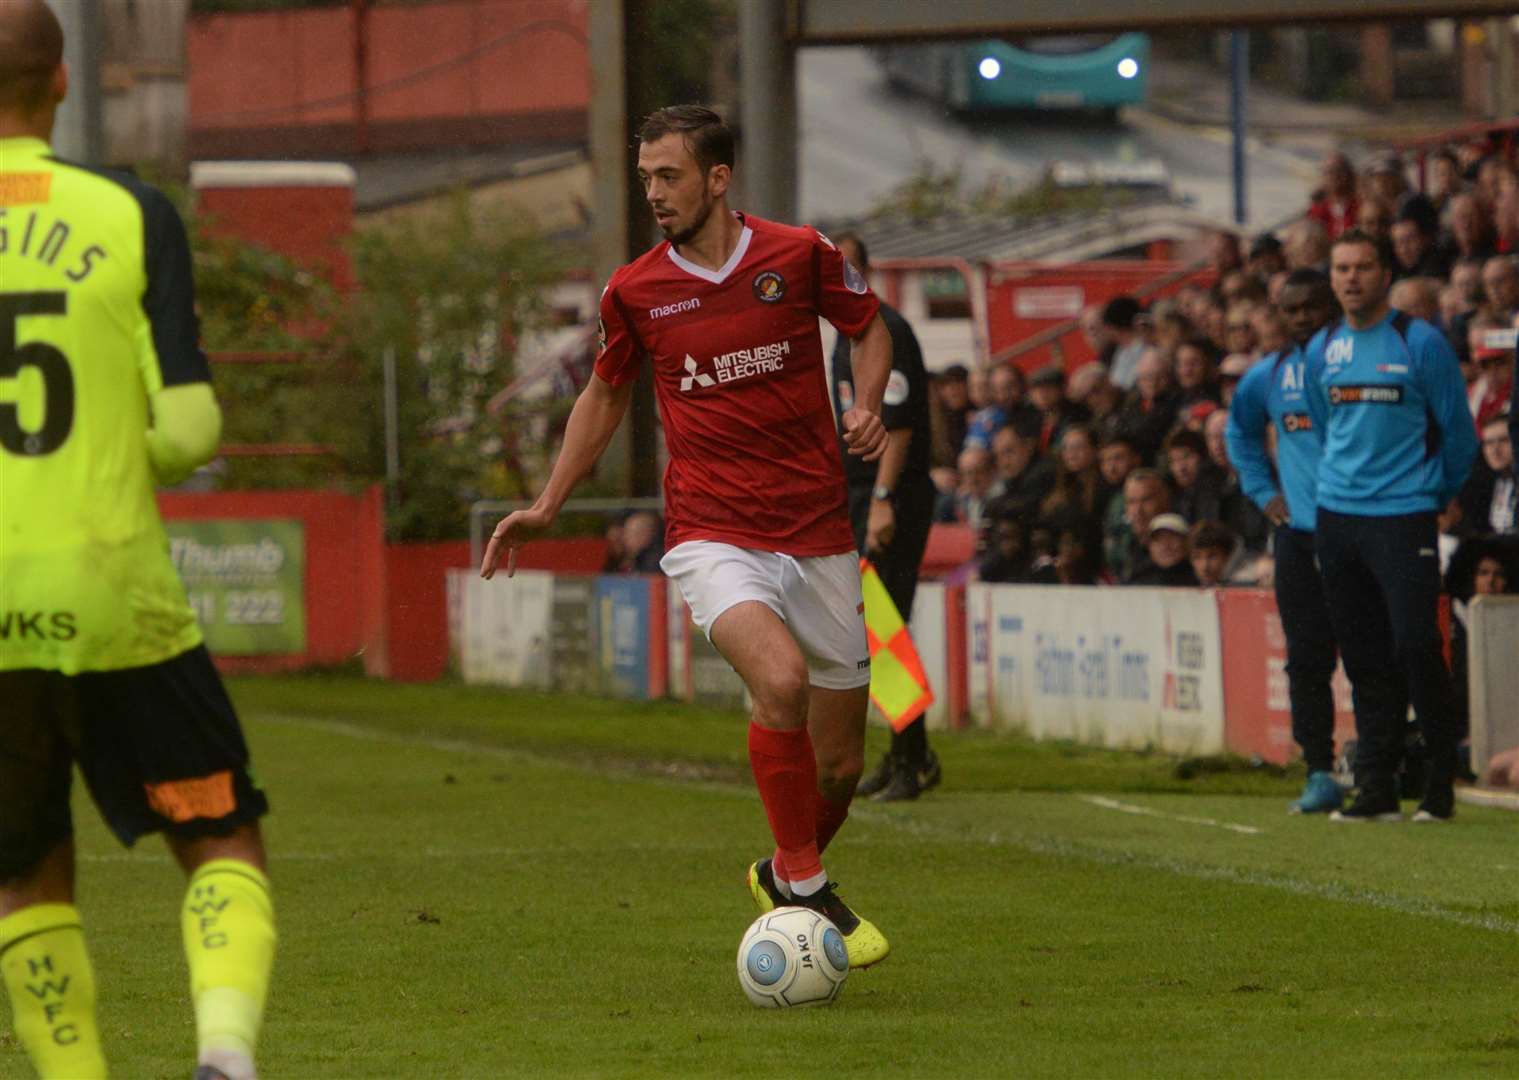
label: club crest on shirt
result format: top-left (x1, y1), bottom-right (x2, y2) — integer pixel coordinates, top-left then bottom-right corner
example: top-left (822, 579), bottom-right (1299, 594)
top-left (843, 258), bottom-right (868, 295)
top-left (752, 270), bottom-right (786, 303)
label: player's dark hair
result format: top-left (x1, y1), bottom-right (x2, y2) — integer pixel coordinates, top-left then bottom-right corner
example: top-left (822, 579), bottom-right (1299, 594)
top-left (1331, 228), bottom-right (1396, 271)
top-left (638, 105), bottom-right (735, 175)
top-left (0, 0), bottom-right (64, 113)
top-left (835, 230), bottom-right (869, 270)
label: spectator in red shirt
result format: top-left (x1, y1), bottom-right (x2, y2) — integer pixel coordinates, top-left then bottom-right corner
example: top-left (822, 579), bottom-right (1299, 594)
top-left (1306, 152), bottom-right (1360, 241)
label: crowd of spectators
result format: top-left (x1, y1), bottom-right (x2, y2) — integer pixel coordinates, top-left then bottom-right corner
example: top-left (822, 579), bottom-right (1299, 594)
top-left (925, 137), bottom-right (1519, 596)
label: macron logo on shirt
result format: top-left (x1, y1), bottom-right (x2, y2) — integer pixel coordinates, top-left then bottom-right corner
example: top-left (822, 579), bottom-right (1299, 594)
top-left (680, 355), bottom-right (716, 391)
top-left (651, 298), bottom-right (701, 320)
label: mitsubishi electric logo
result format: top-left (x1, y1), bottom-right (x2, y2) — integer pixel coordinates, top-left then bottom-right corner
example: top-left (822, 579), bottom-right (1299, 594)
top-left (680, 354), bottom-right (715, 391)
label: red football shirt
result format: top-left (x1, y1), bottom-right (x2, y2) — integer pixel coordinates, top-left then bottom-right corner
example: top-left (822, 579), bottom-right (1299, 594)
top-left (594, 213), bottom-right (880, 556)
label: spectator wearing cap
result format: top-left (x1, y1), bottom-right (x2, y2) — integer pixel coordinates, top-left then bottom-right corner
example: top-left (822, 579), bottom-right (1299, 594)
top-left (1114, 347), bottom-right (1179, 463)
top-left (1390, 194), bottom-right (1449, 281)
top-left (1113, 467), bottom-right (1170, 583)
top-left (930, 363), bottom-right (972, 468)
top-left (1464, 313), bottom-right (1507, 420)
top-left (1248, 233), bottom-right (1286, 279)
top-left (1306, 151), bottom-right (1360, 241)
top-left (1027, 364), bottom-right (1088, 452)
top-left (1125, 513), bottom-right (1199, 587)
top-left (1103, 296), bottom-right (1149, 389)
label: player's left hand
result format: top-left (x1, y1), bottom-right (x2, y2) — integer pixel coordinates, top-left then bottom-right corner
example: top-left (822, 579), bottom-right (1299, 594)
top-left (841, 408), bottom-right (887, 461)
top-left (866, 498), bottom-right (896, 555)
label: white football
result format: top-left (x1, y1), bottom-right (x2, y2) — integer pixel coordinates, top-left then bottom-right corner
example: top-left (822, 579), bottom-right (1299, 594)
top-left (736, 906), bottom-right (849, 1008)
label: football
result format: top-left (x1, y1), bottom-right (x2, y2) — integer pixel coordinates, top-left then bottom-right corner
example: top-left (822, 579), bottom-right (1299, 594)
top-left (735, 906), bottom-right (849, 1008)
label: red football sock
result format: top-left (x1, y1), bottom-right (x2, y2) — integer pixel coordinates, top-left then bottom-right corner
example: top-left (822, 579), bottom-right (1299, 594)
top-left (814, 789), bottom-right (853, 856)
top-left (748, 722), bottom-right (824, 890)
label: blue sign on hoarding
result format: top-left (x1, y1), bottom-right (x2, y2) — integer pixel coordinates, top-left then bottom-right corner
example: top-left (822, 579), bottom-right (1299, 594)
top-left (596, 576), bottom-right (651, 699)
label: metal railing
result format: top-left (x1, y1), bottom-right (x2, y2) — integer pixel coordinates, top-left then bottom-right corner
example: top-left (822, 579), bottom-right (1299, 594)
top-left (468, 497), bottom-right (665, 568)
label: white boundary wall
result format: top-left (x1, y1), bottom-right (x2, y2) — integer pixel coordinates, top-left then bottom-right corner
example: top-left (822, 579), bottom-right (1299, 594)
top-left (1468, 595), bottom-right (1519, 778)
top-left (908, 581), bottom-right (950, 731)
top-left (451, 570), bottom-right (554, 688)
top-left (966, 584), bottom-right (1225, 755)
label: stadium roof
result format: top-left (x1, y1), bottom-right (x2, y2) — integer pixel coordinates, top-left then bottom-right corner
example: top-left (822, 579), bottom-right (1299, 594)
top-left (826, 191), bottom-right (1235, 264)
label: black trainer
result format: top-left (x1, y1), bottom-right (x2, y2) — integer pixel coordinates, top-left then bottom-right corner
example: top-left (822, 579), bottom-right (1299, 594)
top-left (1413, 777), bottom-right (1455, 822)
top-left (855, 752), bottom-right (897, 798)
top-left (1330, 785), bottom-right (1402, 823)
top-left (193, 1067), bottom-right (232, 1080)
top-left (792, 880), bottom-right (861, 935)
top-left (872, 761), bottom-right (922, 802)
top-left (917, 749), bottom-right (942, 791)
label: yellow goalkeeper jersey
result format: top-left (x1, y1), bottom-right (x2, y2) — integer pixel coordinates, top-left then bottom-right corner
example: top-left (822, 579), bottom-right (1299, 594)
top-left (1, 135), bottom-right (209, 672)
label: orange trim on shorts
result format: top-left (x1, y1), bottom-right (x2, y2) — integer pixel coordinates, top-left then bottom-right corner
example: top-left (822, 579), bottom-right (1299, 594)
top-left (0, 173), bottom-right (51, 205)
top-left (144, 771), bottom-right (236, 823)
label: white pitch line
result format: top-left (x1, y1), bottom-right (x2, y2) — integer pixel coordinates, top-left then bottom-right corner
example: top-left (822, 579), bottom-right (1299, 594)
top-left (1077, 793), bottom-right (1265, 835)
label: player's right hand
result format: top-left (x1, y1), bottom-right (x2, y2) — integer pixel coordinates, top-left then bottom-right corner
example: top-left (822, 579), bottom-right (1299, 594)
top-left (1263, 495), bottom-right (1289, 527)
top-left (481, 507), bottom-right (553, 580)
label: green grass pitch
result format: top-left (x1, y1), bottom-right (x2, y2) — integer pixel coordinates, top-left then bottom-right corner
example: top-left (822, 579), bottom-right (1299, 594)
top-left (4, 674), bottom-right (1517, 1078)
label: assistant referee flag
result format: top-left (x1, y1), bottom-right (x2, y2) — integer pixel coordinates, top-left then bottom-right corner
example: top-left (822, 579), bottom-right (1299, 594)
top-left (860, 558), bottom-right (934, 732)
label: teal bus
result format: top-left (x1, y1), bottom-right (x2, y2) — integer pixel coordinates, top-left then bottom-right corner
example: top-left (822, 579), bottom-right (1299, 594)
top-left (879, 34), bottom-right (1150, 118)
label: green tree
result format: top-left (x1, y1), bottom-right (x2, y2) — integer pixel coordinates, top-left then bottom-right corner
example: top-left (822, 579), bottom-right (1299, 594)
top-left (324, 193), bottom-right (568, 540)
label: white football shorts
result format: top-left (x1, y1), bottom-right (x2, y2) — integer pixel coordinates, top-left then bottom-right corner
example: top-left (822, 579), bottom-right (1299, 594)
top-left (660, 541), bottom-right (871, 690)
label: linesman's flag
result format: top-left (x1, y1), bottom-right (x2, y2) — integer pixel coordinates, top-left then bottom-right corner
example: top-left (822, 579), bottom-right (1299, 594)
top-left (860, 558), bottom-right (934, 732)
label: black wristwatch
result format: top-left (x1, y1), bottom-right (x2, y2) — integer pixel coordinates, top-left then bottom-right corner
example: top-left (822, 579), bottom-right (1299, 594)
top-left (871, 485), bottom-right (893, 502)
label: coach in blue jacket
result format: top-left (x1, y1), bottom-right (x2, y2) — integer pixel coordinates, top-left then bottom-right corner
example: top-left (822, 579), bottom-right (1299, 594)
top-left (1227, 269), bottom-right (1347, 814)
top-left (1305, 229), bottom-right (1479, 823)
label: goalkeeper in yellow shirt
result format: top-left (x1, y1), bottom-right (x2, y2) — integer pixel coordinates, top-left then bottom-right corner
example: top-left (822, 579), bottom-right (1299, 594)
top-left (0, 4), bottom-right (275, 1077)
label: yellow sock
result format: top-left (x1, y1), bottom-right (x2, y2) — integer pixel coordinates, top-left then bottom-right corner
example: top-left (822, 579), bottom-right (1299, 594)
top-left (0, 903), bottom-right (107, 1079)
top-left (181, 860), bottom-right (276, 1079)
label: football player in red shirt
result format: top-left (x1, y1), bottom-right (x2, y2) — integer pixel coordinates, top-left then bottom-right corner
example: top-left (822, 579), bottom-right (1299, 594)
top-left (481, 105), bottom-right (894, 968)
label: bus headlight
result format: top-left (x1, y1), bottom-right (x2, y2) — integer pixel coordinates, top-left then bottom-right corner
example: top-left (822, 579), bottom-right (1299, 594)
top-left (978, 57), bottom-right (1001, 80)
top-left (1117, 57), bottom-right (1139, 80)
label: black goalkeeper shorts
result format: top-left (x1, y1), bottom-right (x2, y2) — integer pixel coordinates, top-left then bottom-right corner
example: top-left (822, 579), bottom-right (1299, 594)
top-left (0, 644), bottom-right (269, 882)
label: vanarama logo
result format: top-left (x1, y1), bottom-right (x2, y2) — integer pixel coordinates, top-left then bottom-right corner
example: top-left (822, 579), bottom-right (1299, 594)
top-left (678, 341), bottom-right (791, 392)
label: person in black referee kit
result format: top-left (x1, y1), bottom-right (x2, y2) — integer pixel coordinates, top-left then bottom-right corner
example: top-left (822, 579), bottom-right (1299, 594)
top-left (1305, 229), bottom-right (1478, 823)
top-left (829, 232), bottom-right (941, 802)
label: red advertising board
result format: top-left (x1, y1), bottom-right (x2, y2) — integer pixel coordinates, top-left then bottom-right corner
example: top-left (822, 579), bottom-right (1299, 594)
top-left (1217, 589), bottom-right (1356, 766)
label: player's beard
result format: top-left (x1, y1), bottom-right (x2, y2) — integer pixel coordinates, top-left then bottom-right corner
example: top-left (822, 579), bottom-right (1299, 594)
top-left (665, 191), bottom-right (716, 247)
